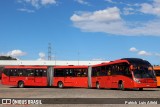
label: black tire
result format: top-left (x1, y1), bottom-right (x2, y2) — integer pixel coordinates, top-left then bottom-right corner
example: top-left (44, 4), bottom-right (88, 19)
top-left (118, 82), bottom-right (125, 91)
top-left (18, 81), bottom-right (24, 88)
top-left (58, 81), bottom-right (64, 88)
top-left (96, 82), bottom-right (100, 89)
top-left (139, 88), bottom-right (143, 91)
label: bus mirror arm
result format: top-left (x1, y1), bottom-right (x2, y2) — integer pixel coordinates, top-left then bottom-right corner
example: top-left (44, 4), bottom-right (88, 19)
top-left (130, 65), bottom-right (134, 71)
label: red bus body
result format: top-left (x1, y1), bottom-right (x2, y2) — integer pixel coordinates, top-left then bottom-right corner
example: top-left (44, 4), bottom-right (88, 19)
top-left (53, 66), bottom-right (88, 88)
top-left (91, 58), bottom-right (157, 90)
top-left (1, 66), bottom-right (48, 87)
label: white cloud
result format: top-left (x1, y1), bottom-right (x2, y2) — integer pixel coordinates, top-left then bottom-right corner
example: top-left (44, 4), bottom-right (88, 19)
top-left (129, 47), bottom-right (160, 57)
top-left (123, 7), bottom-right (135, 15)
top-left (105, 0), bottom-right (116, 4)
top-left (39, 52), bottom-right (45, 58)
top-left (41, 0), bottom-right (56, 5)
top-left (138, 50), bottom-right (151, 56)
top-left (129, 47), bottom-right (138, 52)
top-left (7, 50), bottom-right (26, 57)
top-left (140, 0), bottom-right (160, 16)
top-left (71, 7), bottom-right (121, 22)
top-left (155, 53), bottom-right (160, 57)
top-left (17, 0), bottom-right (57, 9)
top-left (38, 52), bottom-right (46, 60)
top-left (75, 0), bottom-right (89, 5)
top-left (17, 8), bottom-right (35, 13)
top-left (25, 0), bottom-right (40, 9)
top-left (70, 6), bottom-right (160, 36)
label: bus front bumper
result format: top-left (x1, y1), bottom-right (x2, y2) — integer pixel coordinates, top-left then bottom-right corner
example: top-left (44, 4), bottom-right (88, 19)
top-left (134, 82), bottom-right (157, 88)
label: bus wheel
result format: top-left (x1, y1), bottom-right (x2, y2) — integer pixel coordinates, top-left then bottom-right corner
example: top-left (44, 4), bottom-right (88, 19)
top-left (96, 82), bottom-right (100, 89)
top-left (58, 82), bottom-right (64, 88)
top-left (118, 82), bottom-right (125, 91)
top-left (18, 81), bottom-right (24, 88)
top-left (138, 88), bottom-right (143, 91)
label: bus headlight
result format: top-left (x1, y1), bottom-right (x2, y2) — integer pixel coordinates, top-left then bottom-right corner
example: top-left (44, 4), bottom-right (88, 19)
top-left (134, 78), bottom-right (141, 83)
top-left (153, 78), bottom-right (157, 83)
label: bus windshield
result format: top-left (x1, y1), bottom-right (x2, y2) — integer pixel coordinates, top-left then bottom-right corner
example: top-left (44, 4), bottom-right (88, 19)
top-left (132, 65), bottom-right (156, 78)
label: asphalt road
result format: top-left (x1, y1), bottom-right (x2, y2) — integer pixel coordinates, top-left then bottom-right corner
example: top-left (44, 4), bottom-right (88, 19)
top-left (0, 83), bottom-right (160, 107)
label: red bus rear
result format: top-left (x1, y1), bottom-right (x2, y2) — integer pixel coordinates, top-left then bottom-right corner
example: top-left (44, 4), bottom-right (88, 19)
top-left (91, 58), bottom-right (157, 90)
top-left (53, 65), bottom-right (88, 88)
top-left (1, 66), bottom-right (48, 87)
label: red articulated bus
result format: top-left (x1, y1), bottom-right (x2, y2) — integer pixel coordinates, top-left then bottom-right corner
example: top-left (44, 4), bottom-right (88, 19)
top-left (1, 66), bottom-right (48, 88)
top-left (1, 65), bottom-right (89, 88)
top-left (53, 65), bottom-right (88, 88)
top-left (91, 58), bottom-right (157, 91)
top-left (1, 58), bottom-right (157, 91)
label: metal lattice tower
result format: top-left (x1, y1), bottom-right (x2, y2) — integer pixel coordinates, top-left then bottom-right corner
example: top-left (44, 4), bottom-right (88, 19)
top-left (48, 43), bottom-right (52, 60)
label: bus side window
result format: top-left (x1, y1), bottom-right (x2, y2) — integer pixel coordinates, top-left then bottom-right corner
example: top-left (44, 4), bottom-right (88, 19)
top-left (42, 69), bottom-right (47, 77)
top-left (65, 69), bottom-right (73, 77)
top-left (27, 69), bottom-right (34, 77)
top-left (22, 69), bottom-right (27, 76)
top-left (35, 69), bottom-right (39, 76)
top-left (76, 69), bottom-right (88, 77)
top-left (111, 65), bottom-right (115, 75)
top-left (82, 69), bottom-right (88, 77)
top-left (106, 66), bottom-right (111, 76)
top-left (54, 69), bottom-right (64, 77)
top-left (70, 69), bottom-right (74, 76)
top-left (91, 67), bottom-right (96, 77)
top-left (100, 66), bottom-right (107, 76)
top-left (76, 69), bottom-right (81, 77)
top-left (3, 69), bottom-right (10, 76)
top-left (96, 67), bottom-right (100, 76)
top-left (10, 69), bottom-right (18, 76)
top-left (18, 69), bottom-right (23, 76)
top-left (124, 66), bottom-right (132, 77)
top-left (35, 69), bottom-right (43, 77)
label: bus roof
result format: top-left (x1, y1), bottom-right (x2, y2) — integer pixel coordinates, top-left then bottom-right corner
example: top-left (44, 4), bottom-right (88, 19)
top-left (121, 58), bottom-right (151, 65)
top-left (54, 65), bottom-right (88, 69)
top-left (4, 66), bottom-right (47, 69)
top-left (92, 58), bottom-right (151, 67)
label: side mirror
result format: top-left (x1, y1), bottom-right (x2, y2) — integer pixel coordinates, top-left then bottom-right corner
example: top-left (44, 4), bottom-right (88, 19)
top-left (130, 65), bottom-right (134, 70)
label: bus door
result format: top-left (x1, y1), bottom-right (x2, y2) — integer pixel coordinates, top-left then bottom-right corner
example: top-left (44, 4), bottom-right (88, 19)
top-left (9, 69), bottom-right (18, 82)
top-left (64, 69), bottom-right (74, 86)
top-left (26, 69), bottom-right (35, 85)
top-left (111, 75), bottom-right (118, 88)
top-left (2, 69), bottom-right (10, 83)
top-left (74, 69), bottom-right (88, 87)
top-left (91, 67), bottom-right (99, 88)
top-left (34, 69), bottom-right (43, 83)
top-left (104, 66), bottom-right (112, 88)
top-left (34, 69), bottom-right (47, 86)
top-left (110, 65), bottom-right (119, 88)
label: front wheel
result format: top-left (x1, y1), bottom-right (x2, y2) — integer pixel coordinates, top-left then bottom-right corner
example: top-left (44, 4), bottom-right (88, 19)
top-left (118, 82), bottom-right (125, 91)
top-left (96, 82), bottom-right (100, 89)
top-left (18, 81), bottom-right (24, 88)
top-left (58, 82), bottom-right (64, 88)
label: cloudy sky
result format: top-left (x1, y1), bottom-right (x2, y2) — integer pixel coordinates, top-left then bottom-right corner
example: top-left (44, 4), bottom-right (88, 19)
top-left (0, 0), bottom-right (160, 64)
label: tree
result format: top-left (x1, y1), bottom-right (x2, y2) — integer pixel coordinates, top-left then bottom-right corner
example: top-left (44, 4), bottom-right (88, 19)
top-left (0, 56), bottom-right (17, 60)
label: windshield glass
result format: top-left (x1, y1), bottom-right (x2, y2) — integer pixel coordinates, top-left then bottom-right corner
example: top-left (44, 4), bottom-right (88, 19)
top-left (133, 65), bottom-right (156, 78)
